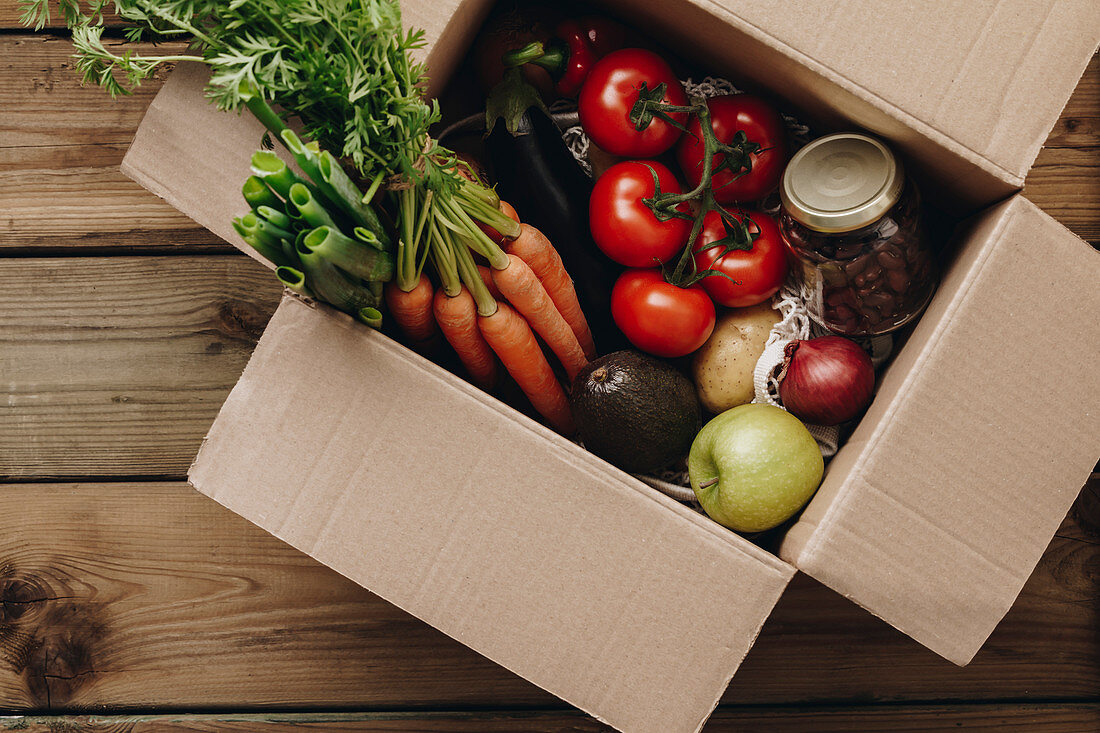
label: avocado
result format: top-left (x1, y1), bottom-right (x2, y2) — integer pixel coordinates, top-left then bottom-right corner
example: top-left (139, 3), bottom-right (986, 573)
top-left (570, 350), bottom-right (701, 474)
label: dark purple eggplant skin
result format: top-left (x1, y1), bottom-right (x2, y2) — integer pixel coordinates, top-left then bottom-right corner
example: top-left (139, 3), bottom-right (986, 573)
top-left (487, 107), bottom-right (627, 355)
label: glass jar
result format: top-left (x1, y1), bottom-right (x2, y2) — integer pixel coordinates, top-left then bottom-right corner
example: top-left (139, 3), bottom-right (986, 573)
top-left (778, 132), bottom-right (936, 336)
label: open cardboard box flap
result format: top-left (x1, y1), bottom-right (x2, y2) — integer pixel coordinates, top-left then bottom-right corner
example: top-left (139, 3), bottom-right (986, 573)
top-left (119, 1), bottom-right (1100, 730)
top-left (188, 294), bottom-right (794, 733)
top-left (780, 195), bottom-right (1100, 664)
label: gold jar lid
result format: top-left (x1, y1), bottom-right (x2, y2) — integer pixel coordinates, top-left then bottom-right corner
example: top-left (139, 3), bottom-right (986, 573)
top-left (780, 132), bottom-right (904, 233)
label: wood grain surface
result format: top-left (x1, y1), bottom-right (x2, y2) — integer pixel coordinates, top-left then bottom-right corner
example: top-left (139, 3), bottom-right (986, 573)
top-left (0, 479), bottom-right (1094, 713)
top-left (0, 37), bottom-right (224, 253)
top-left (0, 257), bottom-right (280, 480)
top-left (2, 706), bottom-right (1099, 732)
top-left (0, 14), bottom-right (1096, 733)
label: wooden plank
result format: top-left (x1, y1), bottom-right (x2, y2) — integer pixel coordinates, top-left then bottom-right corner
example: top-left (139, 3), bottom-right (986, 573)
top-left (1043, 54), bottom-right (1099, 148)
top-left (0, 36), bottom-right (182, 149)
top-left (2, 705), bottom-right (1100, 732)
top-left (1024, 55), bottom-right (1099, 241)
top-left (0, 482), bottom-right (552, 711)
top-left (0, 36), bottom-right (225, 252)
top-left (0, 257), bottom-right (281, 480)
top-left (1023, 146), bottom-right (1100, 243)
top-left (0, 1), bottom-right (121, 29)
top-left (0, 479), bottom-right (1094, 711)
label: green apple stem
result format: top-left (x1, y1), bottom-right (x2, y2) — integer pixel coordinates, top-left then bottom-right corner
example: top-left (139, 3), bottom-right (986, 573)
top-left (698, 477), bottom-right (720, 489)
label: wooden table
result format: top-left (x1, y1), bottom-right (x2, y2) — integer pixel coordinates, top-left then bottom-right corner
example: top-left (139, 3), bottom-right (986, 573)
top-left (1, 11), bottom-right (1097, 731)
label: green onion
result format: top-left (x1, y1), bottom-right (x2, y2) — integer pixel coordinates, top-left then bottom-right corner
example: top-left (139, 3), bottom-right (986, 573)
top-left (242, 175), bottom-right (283, 211)
top-left (318, 150), bottom-right (390, 247)
top-left (281, 231), bottom-right (303, 267)
top-left (353, 226), bottom-right (384, 252)
top-left (279, 130), bottom-right (388, 248)
top-left (296, 238), bottom-right (379, 312)
top-left (288, 183), bottom-right (338, 229)
top-left (302, 226), bottom-right (394, 282)
top-left (241, 211), bottom-right (293, 246)
top-left (278, 130), bottom-right (331, 199)
top-left (276, 266), bottom-right (312, 297)
top-left (239, 82), bottom-right (290, 142)
top-left (285, 199), bottom-right (306, 228)
top-left (355, 306), bottom-right (383, 329)
top-left (239, 228), bottom-right (288, 267)
top-left (250, 151), bottom-right (306, 199)
top-left (361, 170), bottom-right (385, 205)
top-left (256, 205), bottom-right (293, 231)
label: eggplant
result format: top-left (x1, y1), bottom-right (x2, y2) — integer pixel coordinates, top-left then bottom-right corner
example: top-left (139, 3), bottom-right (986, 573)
top-left (486, 107), bottom-right (628, 355)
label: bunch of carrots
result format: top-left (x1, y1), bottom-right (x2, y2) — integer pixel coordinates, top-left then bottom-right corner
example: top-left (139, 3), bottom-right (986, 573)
top-left (237, 135), bottom-right (595, 435)
top-left (33, 0), bottom-right (595, 435)
top-left (385, 190), bottom-right (595, 436)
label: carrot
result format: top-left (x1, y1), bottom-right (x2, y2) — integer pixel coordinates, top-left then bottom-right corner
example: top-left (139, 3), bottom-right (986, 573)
top-left (492, 254), bottom-right (589, 382)
top-left (478, 200), bottom-right (522, 243)
top-left (500, 201), bottom-right (520, 226)
top-left (477, 265), bottom-right (503, 300)
top-left (479, 302), bottom-right (575, 434)
top-left (433, 286), bottom-right (497, 390)
top-left (384, 274), bottom-right (436, 341)
top-left (505, 224), bottom-right (597, 359)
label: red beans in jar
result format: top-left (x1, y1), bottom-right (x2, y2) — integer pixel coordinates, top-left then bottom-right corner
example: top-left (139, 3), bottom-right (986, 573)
top-left (778, 133), bottom-right (936, 336)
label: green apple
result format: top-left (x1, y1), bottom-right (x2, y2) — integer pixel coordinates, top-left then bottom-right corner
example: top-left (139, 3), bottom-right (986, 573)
top-left (688, 403), bottom-right (824, 533)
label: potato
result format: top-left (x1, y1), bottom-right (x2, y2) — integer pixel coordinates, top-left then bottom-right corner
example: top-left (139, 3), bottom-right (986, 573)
top-left (692, 302), bottom-right (781, 413)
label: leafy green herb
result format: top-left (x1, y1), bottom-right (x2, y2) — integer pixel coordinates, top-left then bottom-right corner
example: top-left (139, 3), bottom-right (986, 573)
top-left (26, 0), bottom-right (438, 186)
top-left (23, 0), bottom-right (524, 318)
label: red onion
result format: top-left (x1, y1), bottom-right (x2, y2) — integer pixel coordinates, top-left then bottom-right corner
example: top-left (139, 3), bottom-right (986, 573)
top-left (778, 336), bottom-right (875, 426)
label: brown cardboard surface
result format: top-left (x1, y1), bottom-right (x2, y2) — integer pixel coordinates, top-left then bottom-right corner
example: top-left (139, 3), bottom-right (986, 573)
top-left (681, 0), bottom-right (1100, 185)
top-left (120, 62), bottom-right (269, 268)
top-left (189, 294), bottom-right (794, 733)
top-left (404, 0), bottom-right (492, 98)
top-left (780, 195), bottom-right (1100, 664)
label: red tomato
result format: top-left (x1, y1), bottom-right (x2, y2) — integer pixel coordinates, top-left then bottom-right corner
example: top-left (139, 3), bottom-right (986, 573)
top-left (676, 95), bottom-right (787, 203)
top-left (578, 48), bottom-right (688, 158)
top-left (693, 210), bottom-right (788, 308)
top-left (611, 268), bottom-right (716, 358)
top-left (590, 160), bottom-right (692, 268)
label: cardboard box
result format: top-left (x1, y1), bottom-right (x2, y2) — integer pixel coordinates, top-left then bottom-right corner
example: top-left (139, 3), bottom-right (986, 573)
top-left (120, 2), bottom-right (1100, 731)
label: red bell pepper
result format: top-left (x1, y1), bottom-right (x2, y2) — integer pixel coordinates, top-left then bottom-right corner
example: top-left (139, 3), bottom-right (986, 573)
top-left (553, 17), bottom-right (626, 96)
top-left (502, 16), bottom-right (625, 98)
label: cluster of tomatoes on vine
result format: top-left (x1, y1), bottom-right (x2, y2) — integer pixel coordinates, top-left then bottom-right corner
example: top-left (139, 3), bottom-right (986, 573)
top-left (577, 48), bottom-right (791, 358)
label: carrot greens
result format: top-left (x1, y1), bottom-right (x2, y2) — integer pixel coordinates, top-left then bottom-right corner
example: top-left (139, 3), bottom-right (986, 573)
top-left (22, 0), bottom-right (523, 327)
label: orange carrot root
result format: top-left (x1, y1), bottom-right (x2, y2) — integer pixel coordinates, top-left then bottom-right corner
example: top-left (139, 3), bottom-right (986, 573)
top-left (433, 286), bottom-right (497, 390)
top-left (500, 201), bottom-right (520, 226)
top-left (493, 253), bottom-right (589, 382)
top-left (479, 302), bottom-right (574, 434)
top-left (384, 275), bottom-right (436, 341)
top-left (505, 224), bottom-right (597, 359)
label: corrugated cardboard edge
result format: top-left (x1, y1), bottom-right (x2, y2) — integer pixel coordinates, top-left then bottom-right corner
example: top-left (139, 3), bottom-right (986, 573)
top-left (188, 295), bottom-right (795, 733)
top-left (779, 195), bottom-right (1100, 664)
